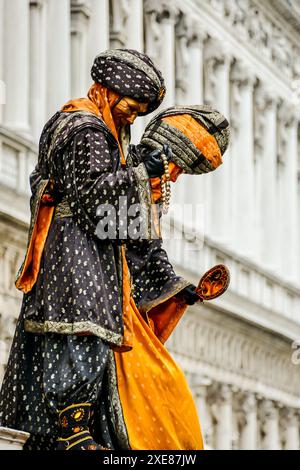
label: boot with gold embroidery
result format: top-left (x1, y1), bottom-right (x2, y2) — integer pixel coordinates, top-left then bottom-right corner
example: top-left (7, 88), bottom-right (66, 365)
top-left (56, 403), bottom-right (108, 450)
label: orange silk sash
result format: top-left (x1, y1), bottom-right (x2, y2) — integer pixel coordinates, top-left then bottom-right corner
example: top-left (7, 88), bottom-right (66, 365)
top-left (15, 189), bottom-right (55, 293)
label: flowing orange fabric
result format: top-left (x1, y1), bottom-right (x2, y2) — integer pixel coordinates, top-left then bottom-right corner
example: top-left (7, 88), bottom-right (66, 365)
top-left (112, 251), bottom-right (203, 449)
top-left (145, 295), bottom-right (189, 344)
top-left (15, 192), bottom-right (55, 293)
top-left (111, 244), bottom-right (190, 352)
top-left (61, 83), bottom-right (126, 165)
top-left (150, 162), bottom-right (183, 203)
top-left (111, 245), bottom-right (134, 353)
top-left (162, 114), bottom-right (223, 169)
top-left (113, 295), bottom-right (204, 450)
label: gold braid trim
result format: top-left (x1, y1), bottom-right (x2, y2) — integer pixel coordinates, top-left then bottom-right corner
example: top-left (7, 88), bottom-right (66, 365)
top-left (66, 436), bottom-right (92, 450)
top-left (138, 278), bottom-right (191, 315)
top-left (58, 403), bottom-right (91, 417)
top-left (106, 350), bottom-right (131, 449)
top-left (24, 319), bottom-right (123, 346)
top-left (57, 430), bottom-right (90, 442)
top-left (54, 198), bottom-right (73, 219)
top-left (131, 162), bottom-right (155, 239)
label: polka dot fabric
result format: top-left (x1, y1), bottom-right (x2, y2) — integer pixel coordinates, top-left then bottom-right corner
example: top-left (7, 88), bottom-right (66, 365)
top-left (0, 304), bottom-right (118, 450)
top-left (23, 112), bottom-right (152, 346)
top-left (126, 238), bottom-right (187, 308)
top-left (0, 110), bottom-right (197, 450)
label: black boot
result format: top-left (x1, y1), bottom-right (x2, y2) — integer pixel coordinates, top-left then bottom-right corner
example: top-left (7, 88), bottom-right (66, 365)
top-left (56, 403), bottom-right (108, 450)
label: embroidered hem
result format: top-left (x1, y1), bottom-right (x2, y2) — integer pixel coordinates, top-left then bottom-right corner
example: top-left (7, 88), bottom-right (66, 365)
top-left (106, 350), bottom-right (131, 449)
top-left (24, 319), bottom-right (123, 346)
top-left (139, 278), bottom-right (191, 315)
top-left (132, 162), bottom-right (156, 239)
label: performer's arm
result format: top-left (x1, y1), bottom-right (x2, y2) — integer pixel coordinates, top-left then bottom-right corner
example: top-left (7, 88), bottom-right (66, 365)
top-left (126, 237), bottom-right (192, 311)
top-left (145, 238), bottom-right (199, 303)
top-left (28, 163), bottom-right (42, 213)
top-left (29, 163), bottom-right (42, 194)
top-left (60, 127), bottom-right (152, 240)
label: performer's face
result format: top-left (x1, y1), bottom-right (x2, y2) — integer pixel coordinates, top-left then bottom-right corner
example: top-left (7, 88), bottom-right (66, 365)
top-left (112, 97), bottom-right (148, 125)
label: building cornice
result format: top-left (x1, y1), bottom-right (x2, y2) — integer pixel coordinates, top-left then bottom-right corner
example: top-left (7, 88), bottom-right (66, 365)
top-left (269, 0), bottom-right (300, 33)
top-left (181, 0), bottom-right (300, 94)
top-left (0, 126), bottom-right (37, 154)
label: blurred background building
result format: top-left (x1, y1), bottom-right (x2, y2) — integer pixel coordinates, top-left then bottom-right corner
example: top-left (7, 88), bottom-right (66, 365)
top-left (0, 0), bottom-right (300, 450)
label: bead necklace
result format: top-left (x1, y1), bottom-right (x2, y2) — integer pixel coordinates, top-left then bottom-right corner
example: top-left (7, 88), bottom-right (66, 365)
top-left (160, 151), bottom-right (171, 214)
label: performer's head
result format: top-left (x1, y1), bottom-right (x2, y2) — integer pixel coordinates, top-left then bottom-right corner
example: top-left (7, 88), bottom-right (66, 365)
top-left (90, 49), bottom-right (166, 126)
top-left (140, 105), bottom-right (230, 176)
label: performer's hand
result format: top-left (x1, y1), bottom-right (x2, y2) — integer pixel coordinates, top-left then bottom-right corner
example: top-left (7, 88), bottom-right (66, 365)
top-left (181, 284), bottom-right (202, 305)
top-left (162, 143), bottom-right (173, 162)
top-left (143, 145), bottom-right (173, 178)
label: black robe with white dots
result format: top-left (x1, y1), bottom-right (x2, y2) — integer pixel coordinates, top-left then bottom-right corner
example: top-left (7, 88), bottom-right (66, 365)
top-left (0, 111), bottom-right (190, 449)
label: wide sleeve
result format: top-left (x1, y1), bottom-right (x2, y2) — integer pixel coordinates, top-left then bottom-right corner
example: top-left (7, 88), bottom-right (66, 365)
top-left (126, 236), bottom-right (191, 343)
top-left (126, 237), bottom-right (190, 311)
top-left (29, 163), bottom-right (42, 194)
top-left (59, 127), bottom-right (153, 240)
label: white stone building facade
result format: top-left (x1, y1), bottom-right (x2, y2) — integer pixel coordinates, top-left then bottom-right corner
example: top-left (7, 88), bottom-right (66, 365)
top-left (0, 0), bottom-right (300, 450)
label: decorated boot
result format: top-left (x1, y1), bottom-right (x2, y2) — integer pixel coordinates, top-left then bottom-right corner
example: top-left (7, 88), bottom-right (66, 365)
top-left (56, 403), bottom-right (109, 450)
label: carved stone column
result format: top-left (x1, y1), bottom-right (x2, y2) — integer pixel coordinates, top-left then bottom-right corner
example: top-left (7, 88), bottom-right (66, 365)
top-left (204, 38), bottom-right (232, 243)
top-left (175, 13), bottom-right (190, 105)
top-left (29, 0), bottom-right (47, 140)
top-left (144, 0), bottom-right (161, 67)
top-left (46, 0), bottom-right (71, 118)
top-left (71, 0), bottom-right (90, 97)
top-left (235, 391), bottom-right (257, 450)
top-left (145, 1), bottom-right (178, 108)
top-left (277, 104), bottom-right (299, 283)
top-left (187, 22), bottom-right (206, 104)
top-left (159, 3), bottom-right (178, 108)
top-left (0, 245), bottom-right (7, 292)
top-left (280, 408), bottom-right (299, 450)
top-left (298, 130), bottom-right (300, 284)
top-left (87, 0), bottom-right (109, 82)
top-left (209, 383), bottom-right (233, 450)
top-left (168, 12), bottom-right (191, 210)
top-left (127, 0), bottom-right (143, 49)
top-left (253, 84), bottom-right (278, 268)
top-left (191, 376), bottom-right (213, 449)
top-left (230, 61), bottom-right (256, 257)
top-left (0, 0), bottom-right (5, 124)
top-left (183, 24), bottom-right (208, 226)
top-left (127, 0), bottom-right (145, 145)
top-left (259, 399), bottom-right (281, 450)
top-left (3, 0), bottom-right (30, 133)
top-left (109, 0), bottom-right (130, 48)
top-left (204, 38), bottom-right (231, 116)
